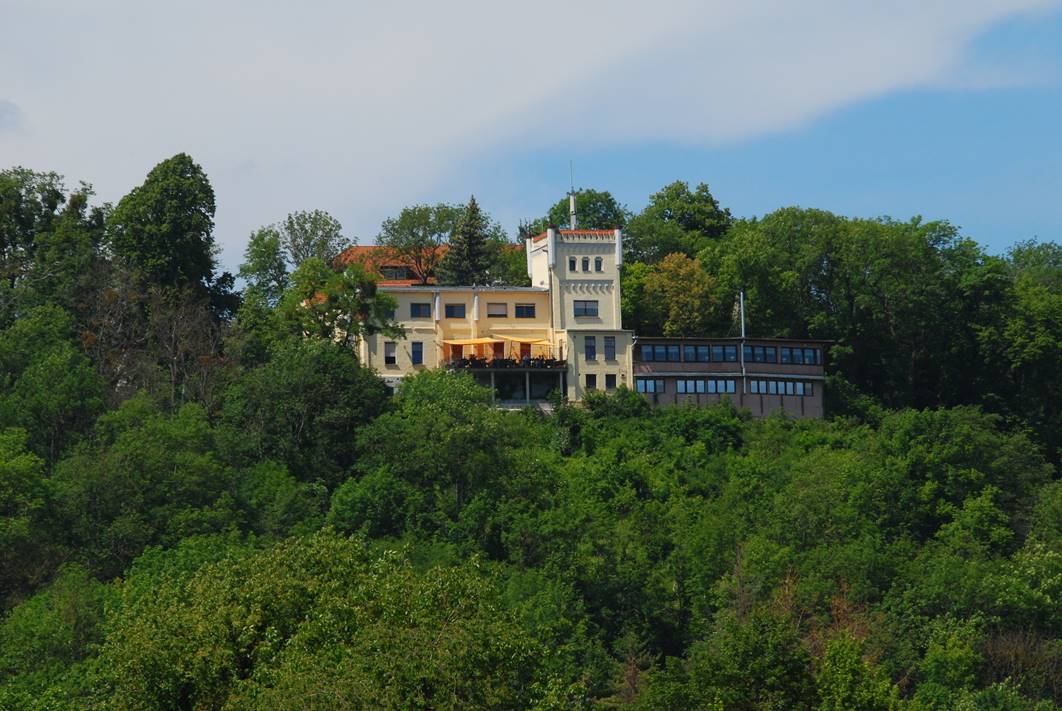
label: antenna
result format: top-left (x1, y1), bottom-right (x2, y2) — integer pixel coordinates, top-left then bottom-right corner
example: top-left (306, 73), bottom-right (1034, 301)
top-left (568, 160), bottom-right (577, 229)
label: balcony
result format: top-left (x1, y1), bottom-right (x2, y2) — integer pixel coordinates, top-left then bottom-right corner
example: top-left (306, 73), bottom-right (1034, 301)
top-left (447, 356), bottom-right (567, 371)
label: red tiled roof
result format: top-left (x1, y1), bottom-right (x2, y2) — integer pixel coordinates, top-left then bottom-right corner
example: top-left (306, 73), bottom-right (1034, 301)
top-left (335, 245), bottom-right (447, 284)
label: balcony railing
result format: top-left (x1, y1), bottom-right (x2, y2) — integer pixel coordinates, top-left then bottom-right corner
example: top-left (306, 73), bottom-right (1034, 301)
top-left (448, 356), bottom-right (567, 370)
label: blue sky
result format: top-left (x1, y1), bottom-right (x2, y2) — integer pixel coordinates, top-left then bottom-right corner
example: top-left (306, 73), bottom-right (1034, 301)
top-left (468, 9), bottom-right (1062, 257)
top-left (2, 1), bottom-right (1060, 268)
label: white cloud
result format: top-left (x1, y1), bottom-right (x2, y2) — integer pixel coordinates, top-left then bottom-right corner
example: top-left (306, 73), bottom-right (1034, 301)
top-left (0, 0), bottom-right (1057, 269)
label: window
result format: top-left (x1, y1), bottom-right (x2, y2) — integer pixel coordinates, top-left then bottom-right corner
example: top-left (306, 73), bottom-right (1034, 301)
top-left (573, 300), bottom-right (598, 317)
top-left (585, 374), bottom-right (597, 390)
top-left (668, 344), bottom-right (680, 362)
top-left (708, 379), bottom-right (736, 394)
top-left (444, 303), bottom-right (465, 318)
top-left (791, 348), bottom-right (805, 365)
top-left (594, 257), bottom-right (603, 272)
top-left (410, 302), bottom-right (431, 318)
top-left (384, 308), bottom-right (396, 320)
top-left (768, 381), bottom-right (778, 395)
top-left (654, 345), bottom-right (668, 361)
top-left (569, 257), bottom-right (577, 271)
top-left (636, 378), bottom-right (666, 393)
top-left (604, 336), bottom-right (616, 360)
top-left (695, 345), bottom-right (710, 362)
top-left (684, 345), bottom-right (696, 362)
top-left (515, 303), bottom-right (535, 318)
top-left (411, 341), bottom-right (423, 365)
top-left (585, 336), bottom-right (597, 360)
top-left (677, 379), bottom-right (706, 394)
top-left (805, 348), bottom-right (819, 365)
top-left (486, 302), bottom-right (507, 317)
top-left (753, 346), bottom-right (765, 362)
top-left (384, 342), bottom-right (397, 365)
top-left (805, 382), bottom-right (813, 395)
top-left (743, 345), bottom-right (754, 362)
top-left (765, 346), bottom-right (776, 362)
top-left (780, 347), bottom-right (791, 364)
top-left (640, 344), bottom-right (654, 361)
top-left (605, 373), bottom-right (617, 390)
top-left (724, 346), bottom-right (738, 362)
top-left (582, 257), bottom-right (590, 272)
top-left (712, 345), bottom-right (724, 362)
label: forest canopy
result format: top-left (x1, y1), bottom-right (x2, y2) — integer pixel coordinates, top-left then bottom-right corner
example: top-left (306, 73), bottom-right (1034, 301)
top-left (0, 160), bottom-right (1059, 710)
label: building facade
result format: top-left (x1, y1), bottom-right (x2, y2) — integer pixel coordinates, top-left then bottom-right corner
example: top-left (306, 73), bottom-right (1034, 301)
top-left (352, 230), bottom-right (828, 417)
top-left (356, 228), bottom-right (633, 404)
top-left (633, 337), bottom-right (828, 418)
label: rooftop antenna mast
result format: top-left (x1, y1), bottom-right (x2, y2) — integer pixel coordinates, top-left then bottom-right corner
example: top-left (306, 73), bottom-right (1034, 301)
top-left (568, 160), bottom-right (577, 230)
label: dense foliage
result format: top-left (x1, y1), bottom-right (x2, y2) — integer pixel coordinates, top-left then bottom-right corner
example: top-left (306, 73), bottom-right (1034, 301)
top-left (0, 161), bottom-right (1059, 710)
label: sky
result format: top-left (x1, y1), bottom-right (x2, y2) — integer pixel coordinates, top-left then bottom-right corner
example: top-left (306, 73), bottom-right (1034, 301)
top-left (2, 0), bottom-right (1061, 272)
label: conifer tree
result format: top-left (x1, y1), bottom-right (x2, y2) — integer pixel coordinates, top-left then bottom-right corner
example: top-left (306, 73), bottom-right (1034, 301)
top-left (438, 196), bottom-right (494, 285)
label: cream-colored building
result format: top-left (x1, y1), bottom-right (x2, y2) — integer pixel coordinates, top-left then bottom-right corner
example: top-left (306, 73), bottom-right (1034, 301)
top-left (357, 228), bottom-right (634, 404)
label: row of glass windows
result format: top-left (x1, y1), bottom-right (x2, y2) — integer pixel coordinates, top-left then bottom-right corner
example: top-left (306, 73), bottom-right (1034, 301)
top-left (748, 380), bottom-right (814, 396)
top-left (569, 256), bottom-right (605, 273)
top-left (409, 300), bottom-right (599, 320)
top-left (383, 341), bottom-right (424, 365)
top-left (638, 343), bottom-right (822, 365)
top-left (585, 373), bottom-right (617, 390)
top-left (636, 377), bottom-right (815, 396)
top-left (584, 336), bottom-right (617, 361)
top-left (637, 377), bottom-right (737, 394)
top-left (410, 302), bottom-right (538, 319)
top-left (640, 344), bottom-right (737, 362)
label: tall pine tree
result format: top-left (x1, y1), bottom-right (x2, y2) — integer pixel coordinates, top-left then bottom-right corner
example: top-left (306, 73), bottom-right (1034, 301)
top-left (438, 196), bottom-right (494, 285)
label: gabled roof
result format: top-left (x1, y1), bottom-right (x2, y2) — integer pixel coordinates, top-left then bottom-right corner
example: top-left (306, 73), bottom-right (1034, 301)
top-left (335, 245), bottom-right (447, 285)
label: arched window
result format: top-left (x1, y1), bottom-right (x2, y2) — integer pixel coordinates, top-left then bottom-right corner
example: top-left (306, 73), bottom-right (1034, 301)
top-left (582, 257), bottom-right (590, 272)
top-left (594, 257), bottom-right (603, 272)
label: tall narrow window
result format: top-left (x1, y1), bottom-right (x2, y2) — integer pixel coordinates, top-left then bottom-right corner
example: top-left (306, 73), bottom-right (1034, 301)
top-left (585, 374), bottom-right (597, 390)
top-left (605, 373), bottom-right (617, 390)
top-left (594, 257), bottom-right (603, 272)
top-left (411, 341), bottom-right (423, 365)
top-left (585, 336), bottom-right (597, 360)
top-left (384, 342), bottom-right (397, 365)
top-left (640, 344), bottom-right (654, 361)
top-left (582, 257), bottom-right (590, 272)
top-left (604, 336), bottom-right (616, 360)
top-left (569, 257), bottom-right (577, 271)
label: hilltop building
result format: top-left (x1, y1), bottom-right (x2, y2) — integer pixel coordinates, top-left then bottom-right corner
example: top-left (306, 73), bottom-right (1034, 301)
top-left (349, 226), bottom-right (828, 416)
top-left (354, 227), bottom-right (632, 404)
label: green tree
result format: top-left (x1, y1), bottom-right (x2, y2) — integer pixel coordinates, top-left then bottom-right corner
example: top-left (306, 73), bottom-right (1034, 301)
top-left (277, 257), bottom-right (401, 347)
top-left (437, 196), bottom-right (496, 285)
top-left (93, 532), bottom-right (557, 711)
top-left (51, 396), bottom-right (237, 577)
top-left (376, 203), bottom-right (461, 284)
top-left (626, 181), bottom-right (732, 264)
top-left (641, 253), bottom-right (716, 336)
top-left (238, 226), bottom-right (289, 307)
top-left (107, 153), bottom-right (217, 288)
top-left (219, 339), bottom-right (390, 485)
top-left (278, 209), bottom-right (352, 268)
top-left (0, 429), bottom-right (51, 604)
top-left (528, 188), bottom-right (630, 234)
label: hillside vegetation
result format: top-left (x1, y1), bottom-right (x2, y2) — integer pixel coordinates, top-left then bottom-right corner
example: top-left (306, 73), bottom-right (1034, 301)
top-left (0, 160), bottom-right (1059, 709)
